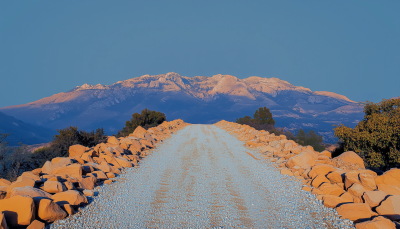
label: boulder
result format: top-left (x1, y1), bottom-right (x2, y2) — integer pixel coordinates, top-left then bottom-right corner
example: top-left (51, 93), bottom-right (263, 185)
top-left (106, 172), bottom-right (115, 178)
top-left (286, 151), bottom-right (317, 169)
top-left (359, 172), bottom-right (377, 191)
top-left (0, 212), bottom-right (8, 229)
top-left (308, 164), bottom-right (337, 179)
top-left (336, 203), bottom-right (376, 222)
top-left (42, 181), bottom-right (66, 194)
top-left (0, 196), bottom-right (35, 227)
top-left (375, 195), bottom-right (400, 221)
top-left (52, 190), bottom-right (88, 207)
top-left (51, 164), bottom-right (83, 178)
top-left (0, 189), bottom-right (6, 200)
top-left (83, 190), bottom-right (94, 196)
top-left (311, 175), bottom-right (330, 188)
top-left (327, 170), bottom-right (345, 184)
top-left (92, 171), bottom-right (108, 180)
top-left (375, 168), bottom-right (400, 189)
top-left (20, 172), bottom-right (41, 182)
top-left (377, 184), bottom-right (400, 196)
top-left (0, 179), bottom-right (11, 187)
top-left (57, 203), bottom-right (74, 215)
top-left (332, 151), bottom-right (365, 169)
top-left (42, 158), bottom-right (72, 174)
top-left (10, 187), bottom-right (52, 199)
top-left (322, 195), bottom-right (352, 208)
top-left (280, 169), bottom-right (293, 176)
top-left (115, 157), bottom-right (133, 168)
top-left (348, 183), bottom-right (368, 203)
top-left (51, 157), bottom-right (72, 165)
top-left (355, 216), bottom-right (396, 229)
top-left (318, 183), bottom-right (345, 196)
top-left (362, 190), bottom-right (387, 208)
top-left (6, 176), bottom-right (36, 198)
top-left (81, 153), bottom-right (94, 163)
top-left (76, 176), bottom-right (96, 190)
top-left (27, 220), bottom-right (45, 229)
top-left (69, 144), bottom-right (89, 158)
top-left (107, 136), bottom-right (119, 144)
top-left (34, 198), bottom-right (67, 223)
top-left (63, 181), bottom-right (75, 190)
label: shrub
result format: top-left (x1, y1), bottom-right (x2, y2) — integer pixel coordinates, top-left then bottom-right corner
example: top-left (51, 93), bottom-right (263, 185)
top-left (118, 108), bottom-right (166, 137)
top-left (296, 129), bottom-right (325, 152)
top-left (334, 98), bottom-right (400, 170)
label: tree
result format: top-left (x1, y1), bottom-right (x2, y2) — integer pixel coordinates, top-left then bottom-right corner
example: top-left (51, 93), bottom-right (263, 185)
top-left (253, 107), bottom-right (275, 125)
top-left (296, 129), bottom-right (306, 145)
top-left (118, 109), bottom-right (167, 137)
top-left (334, 98), bottom-right (400, 170)
top-left (295, 129), bottom-right (325, 152)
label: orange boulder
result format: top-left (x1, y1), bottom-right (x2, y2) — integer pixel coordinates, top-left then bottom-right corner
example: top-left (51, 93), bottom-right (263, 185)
top-left (34, 198), bottom-right (67, 223)
top-left (375, 168), bottom-right (400, 189)
top-left (42, 181), bottom-right (66, 194)
top-left (308, 164), bottom-right (337, 179)
top-left (355, 216), bottom-right (396, 229)
top-left (9, 187), bottom-right (52, 199)
top-left (6, 176), bottom-right (36, 198)
top-left (362, 190), bottom-right (387, 208)
top-left (51, 164), bottom-right (83, 178)
top-left (27, 220), bottom-right (45, 229)
top-left (0, 179), bottom-right (11, 187)
top-left (377, 184), bottom-right (400, 196)
top-left (0, 212), bottom-right (8, 229)
top-left (0, 195), bottom-right (35, 227)
top-left (69, 144), bottom-right (89, 158)
top-left (51, 190), bottom-right (88, 207)
top-left (286, 151), bottom-right (317, 169)
top-left (336, 203), bottom-right (376, 222)
top-left (375, 195), bottom-right (400, 221)
top-left (333, 151), bottom-right (365, 169)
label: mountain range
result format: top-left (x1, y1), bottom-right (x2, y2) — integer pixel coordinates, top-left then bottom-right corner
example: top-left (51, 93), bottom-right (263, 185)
top-left (0, 72), bottom-right (364, 144)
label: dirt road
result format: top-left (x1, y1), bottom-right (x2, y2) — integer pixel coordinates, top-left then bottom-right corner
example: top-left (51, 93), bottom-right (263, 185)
top-left (52, 125), bottom-right (353, 228)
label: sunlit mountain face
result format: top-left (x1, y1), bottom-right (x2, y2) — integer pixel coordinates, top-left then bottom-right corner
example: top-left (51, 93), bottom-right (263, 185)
top-left (0, 72), bottom-right (364, 143)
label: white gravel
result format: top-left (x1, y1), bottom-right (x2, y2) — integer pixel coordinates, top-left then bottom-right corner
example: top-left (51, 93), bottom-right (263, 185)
top-left (50, 125), bottom-right (355, 228)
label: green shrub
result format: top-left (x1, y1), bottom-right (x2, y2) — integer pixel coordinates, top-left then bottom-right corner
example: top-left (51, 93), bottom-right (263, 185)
top-left (334, 98), bottom-right (400, 170)
top-left (296, 129), bottom-right (325, 152)
top-left (118, 108), bottom-right (166, 137)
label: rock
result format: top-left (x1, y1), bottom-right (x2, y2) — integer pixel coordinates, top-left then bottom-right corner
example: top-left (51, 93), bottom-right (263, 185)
top-left (27, 220), bottom-right (45, 229)
top-left (376, 195), bottom-right (400, 221)
top-left (0, 212), bottom-right (8, 229)
top-left (57, 203), bottom-right (74, 215)
top-left (131, 126), bottom-right (155, 143)
top-left (377, 184), bottom-right (400, 196)
top-left (76, 176), bottom-right (96, 190)
top-left (311, 175), bottom-right (330, 188)
top-left (0, 190), bottom-right (5, 200)
top-left (286, 151), bottom-right (317, 169)
top-left (323, 195), bottom-right (352, 208)
top-left (6, 176), bottom-right (36, 198)
top-left (308, 164), bottom-right (337, 179)
top-left (83, 190), bottom-right (94, 196)
top-left (115, 157), bottom-right (133, 168)
top-left (348, 183), bottom-right (368, 203)
top-left (43, 181), bottom-right (66, 194)
top-left (69, 144), bottom-right (89, 158)
top-left (375, 168), bottom-right (400, 189)
top-left (34, 198), bottom-right (67, 223)
top-left (104, 180), bottom-right (113, 184)
top-left (92, 171), bottom-right (108, 180)
top-left (336, 203), bottom-right (376, 222)
top-left (280, 169), bottom-right (293, 176)
top-left (10, 187), bottom-right (52, 198)
top-left (327, 170), bottom-right (345, 184)
top-left (52, 190), bottom-right (88, 207)
top-left (81, 153), bottom-right (94, 163)
top-left (107, 136), bottom-right (119, 144)
top-left (333, 151), bottom-right (365, 169)
top-left (20, 172), bottom-right (41, 181)
top-left (359, 173), bottom-right (377, 191)
top-left (302, 186), bottom-right (312, 192)
top-left (42, 159), bottom-right (72, 174)
top-left (362, 190), bottom-right (387, 208)
top-left (51, 164), bottom-right (83, 178)
top-left (0, 196), bottom-right (35, 227)
top-left (321, 150), bottom-right (332, 158)
top-left (51, 157), bottom-right (72, 165)
top-left (318, 183), bottom-right (345, 196)
top-left (0, 179), bottom-right (11, 187)
top-left (355, 216), bottom-right (396, 229)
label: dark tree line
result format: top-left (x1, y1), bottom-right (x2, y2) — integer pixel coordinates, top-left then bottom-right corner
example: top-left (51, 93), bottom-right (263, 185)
top-left (117, 108), bottom-right (166, 137)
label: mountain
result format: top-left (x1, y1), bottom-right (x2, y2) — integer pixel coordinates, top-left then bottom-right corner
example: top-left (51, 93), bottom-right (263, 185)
top-left (0, 111), bottom-right (55, 146)
top-left (0, 72), bottom-right (364, 143)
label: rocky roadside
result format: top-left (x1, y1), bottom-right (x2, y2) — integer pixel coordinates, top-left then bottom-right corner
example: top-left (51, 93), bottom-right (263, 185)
top-left (214, 120), bottom-right (400, 229)
top-left (0, 119), bottom-right (189, 229)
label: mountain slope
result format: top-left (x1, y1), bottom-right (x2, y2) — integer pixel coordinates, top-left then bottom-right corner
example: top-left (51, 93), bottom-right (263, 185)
top-left (0, 72), bottom-right (364, 143)
top-left (0, 111), bottom-right (55, 146)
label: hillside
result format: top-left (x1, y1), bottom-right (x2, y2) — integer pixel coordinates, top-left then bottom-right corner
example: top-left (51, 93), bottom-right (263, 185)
top-left (0, 72), bottom-right (364, 143)
top-left (0, 111), bottom-right (55, 146)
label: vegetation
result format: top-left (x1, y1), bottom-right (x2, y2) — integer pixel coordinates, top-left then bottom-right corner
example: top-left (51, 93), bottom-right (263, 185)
top-left (0, 127), bottom-right (107, 181)
top-left (236, 107), bottom-right (325, 151)
top-left (118, 108), bottom-right (166, 137)
top-left (334, 98), bottom-right (400, 170)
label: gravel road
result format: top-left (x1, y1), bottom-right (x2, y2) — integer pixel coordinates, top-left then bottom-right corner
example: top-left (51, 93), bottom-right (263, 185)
top-left (51, 125), bottom-right (355, 229)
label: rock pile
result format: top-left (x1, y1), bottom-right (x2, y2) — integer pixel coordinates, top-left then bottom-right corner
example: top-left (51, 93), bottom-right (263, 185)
top-left (0, 119), bottom-right (189, 229)
top-left (215, 120), bottom-right (400, 229)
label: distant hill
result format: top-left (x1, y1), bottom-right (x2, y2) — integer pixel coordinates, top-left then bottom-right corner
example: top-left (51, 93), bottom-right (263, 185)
top-left (0, 72), bottom-right (364, 143)
top-left (0, 111), bottom-right (55, 146)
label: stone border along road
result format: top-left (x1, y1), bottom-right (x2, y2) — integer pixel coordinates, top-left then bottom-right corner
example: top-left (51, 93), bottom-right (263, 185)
top-left (51, 124), bottom-right (355, 229)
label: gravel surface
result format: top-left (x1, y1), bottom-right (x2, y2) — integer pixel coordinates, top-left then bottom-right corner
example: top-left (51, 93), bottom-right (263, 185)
top-left (51, 125), bottom-right (355, 228)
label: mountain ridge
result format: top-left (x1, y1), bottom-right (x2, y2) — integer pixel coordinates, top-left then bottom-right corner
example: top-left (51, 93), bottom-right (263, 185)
top-left (0, 72), bottom-right (363, 143)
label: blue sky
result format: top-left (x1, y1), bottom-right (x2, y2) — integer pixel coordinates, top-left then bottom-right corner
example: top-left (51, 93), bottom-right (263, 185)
top-left (0, 1), bottom-right (399, 107)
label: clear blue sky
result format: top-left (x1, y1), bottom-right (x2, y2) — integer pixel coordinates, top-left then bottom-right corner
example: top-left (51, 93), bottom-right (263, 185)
top-left (0, 1), bottom-right (399, 108)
